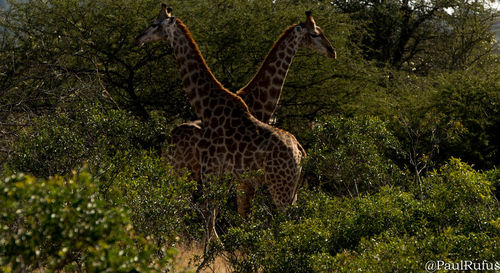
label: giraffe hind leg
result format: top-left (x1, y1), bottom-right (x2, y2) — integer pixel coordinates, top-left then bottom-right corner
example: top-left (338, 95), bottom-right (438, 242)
top-left (265, 168), bottom-right (301, 211)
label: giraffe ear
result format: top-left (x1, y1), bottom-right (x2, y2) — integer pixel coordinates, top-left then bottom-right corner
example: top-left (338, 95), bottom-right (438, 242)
top-left (159, 4), bottom-right (173, 18)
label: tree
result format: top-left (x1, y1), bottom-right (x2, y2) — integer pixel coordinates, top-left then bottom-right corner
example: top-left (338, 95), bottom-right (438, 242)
top-left (0, 0), bottom-right (191, 121)
top-left (336, 0), bottom-right (497, 73)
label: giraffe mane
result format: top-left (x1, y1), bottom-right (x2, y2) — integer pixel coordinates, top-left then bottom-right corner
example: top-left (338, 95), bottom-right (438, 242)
top-left (236, 24), bottom-right (299, 96)
top-left (175, 19), bottom-right (250, 112)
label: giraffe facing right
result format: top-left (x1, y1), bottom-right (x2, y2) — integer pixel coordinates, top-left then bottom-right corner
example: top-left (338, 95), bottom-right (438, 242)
top-left (165, 11), bottom-right (336, 182)
top-left (134, 5), bottom-right (307, 236)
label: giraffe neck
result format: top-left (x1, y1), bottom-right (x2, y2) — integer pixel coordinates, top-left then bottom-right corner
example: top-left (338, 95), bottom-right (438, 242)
top-left (237, 24), bottom-right (301, 123)
top-left (168, 19), bottom-right (249, 123)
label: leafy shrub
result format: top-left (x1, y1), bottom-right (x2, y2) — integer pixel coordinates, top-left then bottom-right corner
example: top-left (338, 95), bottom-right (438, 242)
top-left (432, 70), bottom-right (500, 169)
top-left (222, 159), bottom-right (499, 272)
top-left (305, 115), bottom-right (406, 196)
top-left (330, 227), bottom-right (499, 273)
top-left (485, 167), bottom-right (500, 200)
top-left (223, 186), bottom-right (420, 272)
top-left (5, 103), bottom-right (201, 258)
top-left (0, 169), bottom-right (176, 272)
top-left (8, 116), bottom-right (88, 177)
top-left (8, 105), bottom-right (166, 177)
top-left (422, 157), bottom-right (497, 233)
top-left (108, 151), bottom-right (196, 245)
top-left (384, 68), bottom-right (499, 177)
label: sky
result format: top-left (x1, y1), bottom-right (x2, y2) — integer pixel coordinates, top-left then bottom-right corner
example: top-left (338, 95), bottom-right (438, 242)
top-left (493, 1), bottom-right (500, 10)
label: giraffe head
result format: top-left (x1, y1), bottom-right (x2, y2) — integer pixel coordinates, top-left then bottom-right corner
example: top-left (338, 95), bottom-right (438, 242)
top-left (134, 4), bottom-right (176, 46)
top-left (297, 11), bottom-right (336, 59)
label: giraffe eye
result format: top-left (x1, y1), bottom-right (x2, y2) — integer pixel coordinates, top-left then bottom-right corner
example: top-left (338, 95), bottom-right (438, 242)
top-left (151, 23), bottom-right (159, 27)
top-left (310, 33), bottom-right (320, 38)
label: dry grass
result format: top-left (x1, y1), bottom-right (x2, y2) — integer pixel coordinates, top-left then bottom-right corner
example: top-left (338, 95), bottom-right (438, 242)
top-left (173, 242), bottom-right (233, 273)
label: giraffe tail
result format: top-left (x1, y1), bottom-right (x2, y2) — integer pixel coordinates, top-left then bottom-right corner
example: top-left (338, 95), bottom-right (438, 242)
top-left (291, 142), bottom-right (307, 205)
top-left (297, 142), bottom-right (307, 158)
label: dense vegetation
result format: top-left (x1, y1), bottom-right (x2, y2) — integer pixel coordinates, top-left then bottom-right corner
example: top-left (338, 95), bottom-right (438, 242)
top-left (0, 0), bottom-right (499, 271)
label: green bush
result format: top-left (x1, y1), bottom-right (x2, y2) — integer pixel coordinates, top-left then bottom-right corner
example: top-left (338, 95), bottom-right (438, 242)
top-left (485, 168), bottom-right (500, 200)
top-left (432, 70), bottom-right (500, 169)
top-left (222, 159), bottom-right (499, 272)
top-left (224, 187), bottom-right (421, 272)
top-left (108, 151), bottom-right (197, 244)
top-left (0, 169), bottom-right (176, 272)
top-left (422, 158), bottom-right (497, 233)
top-left (8, 105), bottom-right (167, 177)
top-left (330, 227), bottom-right (499, 273)
top-left (305, 115), bottom-right (406, 196)
top-left (8, 115), bottom-right (87, 177)
top-left (6, 103), bottom-right (200, 255)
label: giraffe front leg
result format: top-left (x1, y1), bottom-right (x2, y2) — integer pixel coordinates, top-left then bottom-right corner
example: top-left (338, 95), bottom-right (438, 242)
top-left (236, 180), bottom-right (256, 219)
top-left (199, 153), bottom-right (223, 242)
top-left (208, 206), bottom-right (219, 240)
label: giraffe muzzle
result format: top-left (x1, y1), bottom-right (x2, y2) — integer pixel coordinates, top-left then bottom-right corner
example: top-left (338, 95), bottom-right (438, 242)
top-left (133, 36), bottom-right (145, 47)
top-left (327, 46), bottom-right (336, 59)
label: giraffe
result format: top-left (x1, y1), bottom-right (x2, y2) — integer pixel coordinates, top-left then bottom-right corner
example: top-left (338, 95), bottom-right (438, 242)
top-left (165, 10), bottom-right (336, 182)
top-left (237, 10), bottom-right (336, 123)
top-left (135, 4), bottom-right (306, 229)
